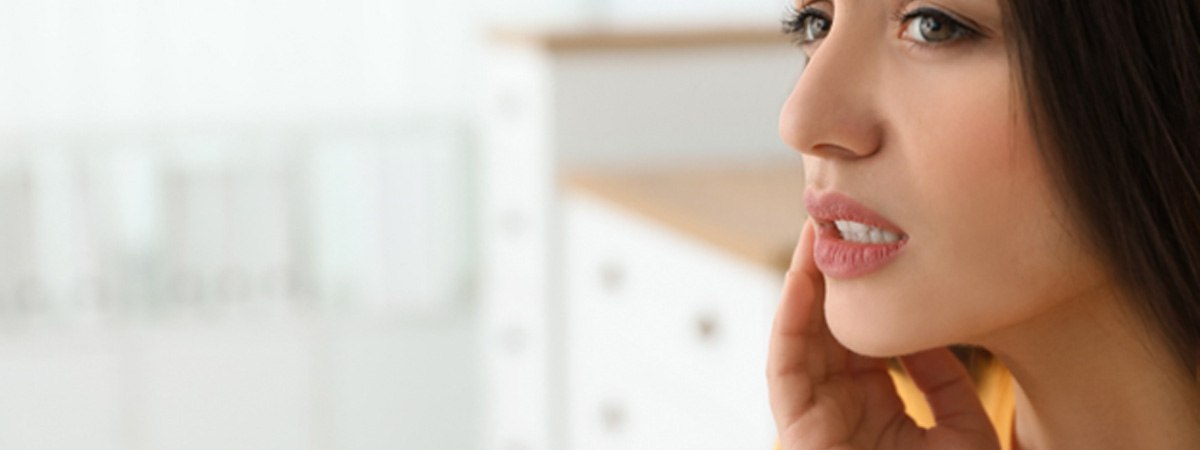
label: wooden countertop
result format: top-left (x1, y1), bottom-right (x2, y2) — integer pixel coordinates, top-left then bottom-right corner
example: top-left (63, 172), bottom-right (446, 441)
top-left (489, 23), bottom-right (790, 51)
top-left (563, 164), bottom-right (806, 272)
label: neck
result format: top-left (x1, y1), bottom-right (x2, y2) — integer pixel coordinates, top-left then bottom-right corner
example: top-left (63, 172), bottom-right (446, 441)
top-left (976, 288), bottom-right (1200, 450)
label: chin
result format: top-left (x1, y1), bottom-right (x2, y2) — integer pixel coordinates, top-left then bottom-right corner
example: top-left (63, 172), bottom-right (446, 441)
top-left (823, 288), bottom-right (945, 359)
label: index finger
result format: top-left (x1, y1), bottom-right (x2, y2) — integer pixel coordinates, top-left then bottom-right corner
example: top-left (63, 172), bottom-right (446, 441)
top-left (767, 218), bottom-right (828, 428)
top-left (780, 218), bottom-right (823, 336)
top-left (787, 217), bottom-right (822, 285)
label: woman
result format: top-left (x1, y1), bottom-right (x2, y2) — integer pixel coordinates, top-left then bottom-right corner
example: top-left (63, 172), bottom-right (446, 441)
top-left (768, 0), bottom-right (1200, 449)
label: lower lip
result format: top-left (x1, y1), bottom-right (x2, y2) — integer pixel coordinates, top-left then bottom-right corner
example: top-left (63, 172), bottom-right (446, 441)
top-left (813, 223), bottom-right (908, 279)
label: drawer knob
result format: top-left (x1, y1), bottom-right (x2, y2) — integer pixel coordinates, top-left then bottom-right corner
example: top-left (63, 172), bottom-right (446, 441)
top-left (598, 262), bottom-right (625, 294)
top-left (599, 400), bottom-right (627, 433)
top-left (695, 312), bottom-right (721, 344)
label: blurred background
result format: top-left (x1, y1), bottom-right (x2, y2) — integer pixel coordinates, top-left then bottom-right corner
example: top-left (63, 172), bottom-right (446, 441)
top-left (0, 0), bottom-right (806, 449)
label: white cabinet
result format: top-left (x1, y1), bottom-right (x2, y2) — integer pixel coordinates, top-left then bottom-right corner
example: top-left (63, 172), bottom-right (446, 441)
top-left (479, 23), bottom-right (803, 450)
top-left (563, 192), bottom-right (782, 450)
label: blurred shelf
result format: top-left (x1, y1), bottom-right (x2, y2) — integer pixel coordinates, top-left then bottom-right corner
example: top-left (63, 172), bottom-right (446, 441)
top-left (562, 164), bottom-right (806, 272)
top-left (488, 23), bottom-right (790, 51)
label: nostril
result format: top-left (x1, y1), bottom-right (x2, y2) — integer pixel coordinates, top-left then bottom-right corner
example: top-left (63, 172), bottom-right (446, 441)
top-left (807, 143), bottom-right (868, 160)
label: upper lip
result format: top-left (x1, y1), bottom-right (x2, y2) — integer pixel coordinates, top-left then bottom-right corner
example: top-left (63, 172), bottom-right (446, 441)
top-left (804, 189), bottom-right (907, 235)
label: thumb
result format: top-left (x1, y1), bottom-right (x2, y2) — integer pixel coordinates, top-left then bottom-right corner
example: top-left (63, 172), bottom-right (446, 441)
top-left (899, 347), bottom-right (999, 441)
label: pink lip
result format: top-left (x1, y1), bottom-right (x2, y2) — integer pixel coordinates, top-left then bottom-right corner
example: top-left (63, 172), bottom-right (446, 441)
top-left (804, 189), bottom-right (909, 279)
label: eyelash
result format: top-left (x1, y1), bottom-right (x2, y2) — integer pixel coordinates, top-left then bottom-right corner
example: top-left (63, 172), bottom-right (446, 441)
top-left (782, 4), bottom-right (982, 50)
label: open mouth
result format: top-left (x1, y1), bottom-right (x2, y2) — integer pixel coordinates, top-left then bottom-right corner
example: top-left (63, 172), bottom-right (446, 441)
top-left (805, 189), bottom-right (909, 278)
top-left (829, 219), bottom-right (904, 244)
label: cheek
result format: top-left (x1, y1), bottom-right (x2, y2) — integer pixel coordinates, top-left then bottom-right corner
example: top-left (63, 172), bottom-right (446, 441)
top-left (910, 76), bottom-right (1080, 314)
top-left (823, 60), bottom-right (1102, 356)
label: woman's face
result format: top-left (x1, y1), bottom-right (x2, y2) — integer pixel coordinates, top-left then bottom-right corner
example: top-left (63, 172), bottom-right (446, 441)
top-left (780, 0), bottom-right (1110, 357)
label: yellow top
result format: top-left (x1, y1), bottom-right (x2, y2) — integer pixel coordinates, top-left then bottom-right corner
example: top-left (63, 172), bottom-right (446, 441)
top-left (892, 359), bottom-right (1016, 450)
top-left (773, 361), bottom-right (1015, 450)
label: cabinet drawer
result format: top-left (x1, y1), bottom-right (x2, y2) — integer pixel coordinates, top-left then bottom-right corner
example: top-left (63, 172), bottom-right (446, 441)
top-left (564, 194), bottom-right (779, 450)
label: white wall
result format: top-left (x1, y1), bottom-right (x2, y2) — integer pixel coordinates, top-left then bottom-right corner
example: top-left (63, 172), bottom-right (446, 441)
top-left (0, 0), bottom-right (483, 317)
top-left (0, 0), bottom-right (797, 448)
top-left (0, 1), bottom-right (486, 448)
top-left (0, 0), bottom-right (482, 130)
top-left (0, 313), bottom-right (481, 450)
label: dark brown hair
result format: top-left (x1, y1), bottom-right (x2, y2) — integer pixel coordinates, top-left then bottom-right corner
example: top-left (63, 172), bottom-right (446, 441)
top-left (1002, 0), bottom-right (1200, 378)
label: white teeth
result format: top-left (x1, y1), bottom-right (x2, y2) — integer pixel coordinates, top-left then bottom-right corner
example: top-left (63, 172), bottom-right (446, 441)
top-left (833, 220), bottom-right (901, 244)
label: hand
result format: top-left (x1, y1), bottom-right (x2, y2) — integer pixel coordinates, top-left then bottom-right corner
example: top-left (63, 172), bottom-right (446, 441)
top-left (767, 219), bottom-right (1000, 450)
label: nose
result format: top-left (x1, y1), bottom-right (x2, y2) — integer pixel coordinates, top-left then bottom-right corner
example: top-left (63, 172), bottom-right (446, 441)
top-left (779, 25), bottom-right (884, 161)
